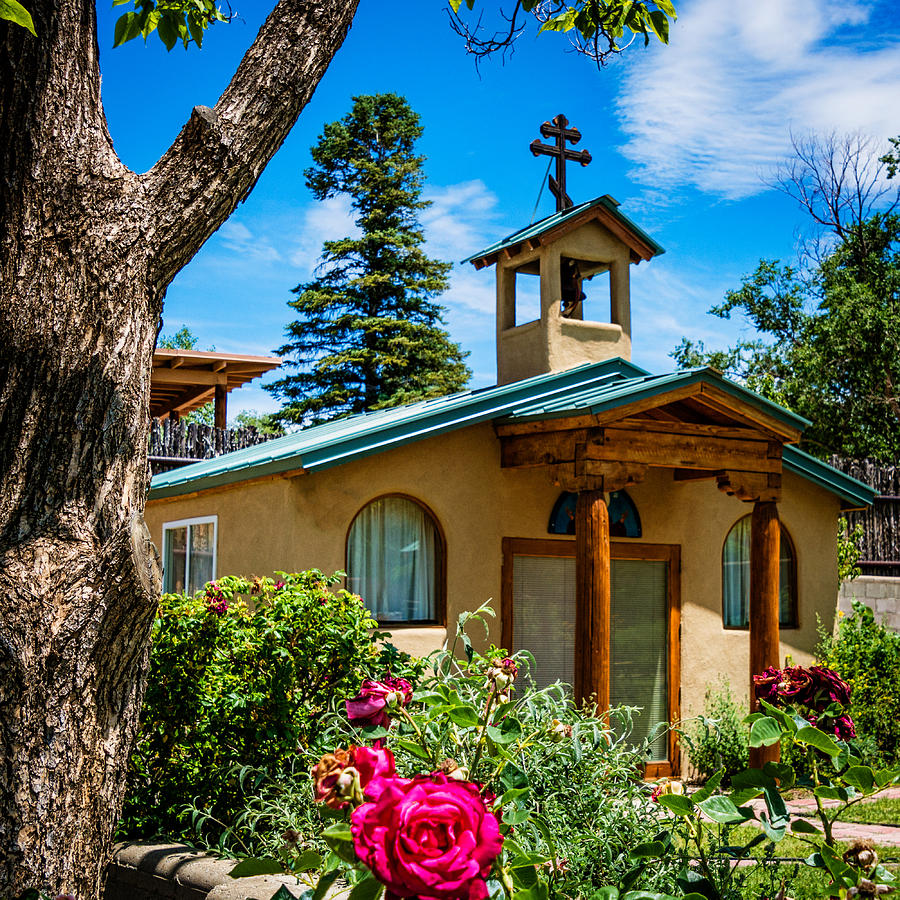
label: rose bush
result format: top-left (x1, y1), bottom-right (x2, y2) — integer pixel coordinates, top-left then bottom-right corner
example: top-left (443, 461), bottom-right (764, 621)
top-left (223, 602), bottom-right (675, 900)
top-left (351, 773), bottom-right (503, 900)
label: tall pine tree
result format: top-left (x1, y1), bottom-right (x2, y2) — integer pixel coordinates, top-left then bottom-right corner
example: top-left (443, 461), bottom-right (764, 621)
top-left (269, 94), bottom-right (471, 424)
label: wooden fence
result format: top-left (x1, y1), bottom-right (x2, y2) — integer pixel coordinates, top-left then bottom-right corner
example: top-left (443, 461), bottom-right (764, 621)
top-left (830, 456), bottom-right (900, 577)
top-left (149, 419), bottom-right (274, 475)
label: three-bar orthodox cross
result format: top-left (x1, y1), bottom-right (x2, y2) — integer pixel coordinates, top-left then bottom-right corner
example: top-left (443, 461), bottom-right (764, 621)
top-left (530, 114), bottom-right (592, 212)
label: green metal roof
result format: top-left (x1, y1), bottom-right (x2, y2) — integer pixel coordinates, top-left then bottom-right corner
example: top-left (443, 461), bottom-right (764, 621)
top-left (462, 194), bottom-right (665, 265)
top-left (148, 358), bottom-right (873, 510)
top-left (782, 445), bottom-right (874, 510)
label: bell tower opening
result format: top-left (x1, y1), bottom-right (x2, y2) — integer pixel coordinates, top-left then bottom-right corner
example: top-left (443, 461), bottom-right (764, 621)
top-left (464, 116), bottom-right (664, 386)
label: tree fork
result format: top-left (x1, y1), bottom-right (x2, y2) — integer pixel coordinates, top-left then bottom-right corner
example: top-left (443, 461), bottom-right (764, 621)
top-left (1, 0), bottom-right (360, 896)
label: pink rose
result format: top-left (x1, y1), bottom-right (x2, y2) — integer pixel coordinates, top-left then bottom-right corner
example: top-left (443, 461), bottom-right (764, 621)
top-left (311, 745), bottom-right (396, 809)
top-left (346, 676), bottom-right (413, 729)
top-left (350, 773), bottom-right (503, 900)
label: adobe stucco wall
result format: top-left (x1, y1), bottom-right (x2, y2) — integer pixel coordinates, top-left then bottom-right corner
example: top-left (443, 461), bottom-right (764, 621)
top-left (838, 576), bottom-right (900, 631)
top-left (145, 423), bottom-right (841, 720)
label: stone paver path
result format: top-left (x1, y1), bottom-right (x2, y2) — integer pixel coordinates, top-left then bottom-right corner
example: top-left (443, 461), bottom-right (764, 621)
top-left (747, 787), bottom-right (900, 847)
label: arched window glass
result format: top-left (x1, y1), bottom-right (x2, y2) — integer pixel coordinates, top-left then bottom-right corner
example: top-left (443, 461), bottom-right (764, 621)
top-left (347, 496), bottom-right (442, 624)
top-left (722, 515), bottom-right (797, 629)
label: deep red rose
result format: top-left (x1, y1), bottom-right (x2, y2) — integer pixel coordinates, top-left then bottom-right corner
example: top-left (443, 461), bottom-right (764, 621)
top-left (780, 666), bottom-right (816, 707)
top-left (350, 773), bottom-right (503, 900)
top-left (808, 666), bottom-right (852, 708)
top-left (346, 676), bottom-right (413, 729)
top-left (753, 666), bottom-right (782, 704)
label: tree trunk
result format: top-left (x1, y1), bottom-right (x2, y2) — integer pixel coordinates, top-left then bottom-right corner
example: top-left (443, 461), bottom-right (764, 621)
top-left (0, 1), bottom-right (359, 896)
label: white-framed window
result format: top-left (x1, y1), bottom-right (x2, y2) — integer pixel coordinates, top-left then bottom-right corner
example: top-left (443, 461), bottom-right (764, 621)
top-left (162, 516), bottom-right (218, 595)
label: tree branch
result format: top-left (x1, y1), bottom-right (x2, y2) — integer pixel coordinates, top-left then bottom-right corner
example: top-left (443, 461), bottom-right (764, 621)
top-left (143, 0), bottom-right (360, 291)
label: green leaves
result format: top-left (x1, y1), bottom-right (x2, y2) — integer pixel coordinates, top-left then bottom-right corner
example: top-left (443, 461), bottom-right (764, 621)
top-left (657, 793), bottom-right (693, 816)
top-left (112, 0), bottom-right (230, 50)
top-left (748, 716), bottom-right (783, 747)
top-left (229, 857), bottom-right (285, 878)
top-left (696, 795), bottom-right (747, 825)
top-left (795, 725), bottom-right (841, 756)
top-left (0, 0), bottom-right (35, 35)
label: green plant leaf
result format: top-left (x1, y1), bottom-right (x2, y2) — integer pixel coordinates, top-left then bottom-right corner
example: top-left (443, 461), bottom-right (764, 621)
top-left (759, 699), bottom-right (798, 733)
top-left (229, 857), bottom-right (285, 878)
top-left (690, 769), bottom-right (723, 804)
top-left (322, 822), bottom-right (356, 863)
top-left (312, 870), bottom-right (341, 900)
top-left (629, 841), bottom-right (668, 859)
top-left (348, 875), bottom-right (384, 900)
top-left (697, 795), bottom-right (747, 824)
top-left (795, 725), bottom-right (841, 756)
top-left (271, 887), bottom-right (298, 900)
top-left (589, 889), bottom-right (619, 900)
top-left (488, 717), bottom-right (523, 744)
top-left (657, 793), bottom-right (693, 816)
top-left (294, 850), bottom-right (323, 872)
top-left (791, 818), bottom-right (820, 834)
top-left (843, 765), bottom-right (875, 793)
top-left (749, 716), bottom-right (783, 747)
top-left (0, 0), bottom-right (35, 35)
top-left (396, 738), bottom-right (431, 761)
top-left (447, 703), bottom-right (480, 728)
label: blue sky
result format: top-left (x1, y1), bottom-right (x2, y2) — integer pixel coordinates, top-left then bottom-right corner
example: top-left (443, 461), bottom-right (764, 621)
top-left (96, 0), bottom-right (900, 419)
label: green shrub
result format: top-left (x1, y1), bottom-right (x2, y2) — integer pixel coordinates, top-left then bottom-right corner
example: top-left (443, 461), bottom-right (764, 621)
top-left (120, 570), bottom-right (419, 839)
top-left (683, 678), bottom-right (748, 783)
top-left (818, 599), bottom-right (900, 766)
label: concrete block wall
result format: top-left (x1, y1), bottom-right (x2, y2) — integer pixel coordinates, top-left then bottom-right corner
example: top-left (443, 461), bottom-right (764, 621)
top-left (838, 576), bottom-right (900, 631)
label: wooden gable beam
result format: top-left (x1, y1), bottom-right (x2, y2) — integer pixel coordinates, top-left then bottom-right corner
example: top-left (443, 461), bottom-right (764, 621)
top-left (501, 426), bottom-right (782, 474)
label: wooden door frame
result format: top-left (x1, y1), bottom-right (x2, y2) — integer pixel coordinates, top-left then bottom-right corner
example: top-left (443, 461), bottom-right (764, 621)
top-left (501, 537), bottom-right (681, 776)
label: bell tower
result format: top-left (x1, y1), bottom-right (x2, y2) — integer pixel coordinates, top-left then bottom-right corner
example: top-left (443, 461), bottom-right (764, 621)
top-left (464, 116), bottom-right (664, 385)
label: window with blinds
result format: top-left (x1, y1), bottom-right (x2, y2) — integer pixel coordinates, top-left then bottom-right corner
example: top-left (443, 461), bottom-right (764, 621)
top-left (512, 555), bottom-right (577, 688)
top-left (610, 559), bottom-right (668, 762)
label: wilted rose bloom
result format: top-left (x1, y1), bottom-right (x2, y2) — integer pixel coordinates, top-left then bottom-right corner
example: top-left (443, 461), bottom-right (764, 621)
top-left (346, 676), bottom-right (413, 729)
top-left (833, 714), bottom-right (857, 741)
top-left (779, 666), bottom-right (816, 707)
top-left (486, 657), bottom-right (519, 691)
top-left (753, 666), bottom-right (782, 704)
top-left (808, 665), bottom-right (852, 708)
top-left (311, 745), bottom-right (396, 810)
top-left (650, 779), bottom-right (683, 803)
top-left (351, 773), bottom-right (502, 900)
top-left (436, 758), bottom-right (468, 781)
top-left (549, 719), bottom-right (573, 743)
top-left (54, 894), bottom-right (76, 900)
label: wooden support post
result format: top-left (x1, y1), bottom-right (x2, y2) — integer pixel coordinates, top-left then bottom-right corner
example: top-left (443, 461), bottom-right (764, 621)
top-left (214, 384), bottom-right (227, 430)
top-left (575, 490), bottom-right (610, 709)
top-left (749, 499), bottom-right (781, 767)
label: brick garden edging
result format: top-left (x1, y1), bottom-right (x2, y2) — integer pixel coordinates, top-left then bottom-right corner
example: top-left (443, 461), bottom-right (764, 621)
top-left (104, 842), bottom-right (300, 900)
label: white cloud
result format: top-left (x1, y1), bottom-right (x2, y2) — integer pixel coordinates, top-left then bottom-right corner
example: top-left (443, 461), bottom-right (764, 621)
top-left (288, 195), bottom-right (358, 270)
top-left (219, 220), bottom-right (282, 263)
top-left (617, 0), bottom-right (900, 200)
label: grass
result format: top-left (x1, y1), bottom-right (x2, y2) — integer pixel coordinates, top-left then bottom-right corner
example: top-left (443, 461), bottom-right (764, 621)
top-left (688, 825), bottom-right (899, 900)
top-left (792, 795), bottom-right (900, 827)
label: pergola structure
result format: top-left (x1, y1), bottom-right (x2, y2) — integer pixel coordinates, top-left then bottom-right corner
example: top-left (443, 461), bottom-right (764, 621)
top-left (495, 375), bottom-right (805, 767)
top-left (150, 349), bottom-right (280, 427)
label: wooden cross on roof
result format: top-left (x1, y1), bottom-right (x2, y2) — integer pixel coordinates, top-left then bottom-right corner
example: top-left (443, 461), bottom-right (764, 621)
top-left (530, 114), bottom-right (592, 212)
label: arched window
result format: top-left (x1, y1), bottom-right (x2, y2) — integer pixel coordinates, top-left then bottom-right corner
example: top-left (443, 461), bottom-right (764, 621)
top-left (722, 515), bottom-right (798, 629)
top-left (548, 490), bottom-right (642, 537)
top-left (346, 495), bottom-right (444, 624)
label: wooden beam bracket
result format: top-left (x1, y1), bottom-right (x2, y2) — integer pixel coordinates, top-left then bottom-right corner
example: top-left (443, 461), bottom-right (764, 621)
top-left (716, 471), bottom-right (782, 503)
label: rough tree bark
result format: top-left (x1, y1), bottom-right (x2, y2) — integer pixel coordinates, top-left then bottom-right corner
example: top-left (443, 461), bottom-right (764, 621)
top-left (0, 1), bottom-right (359, 896)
